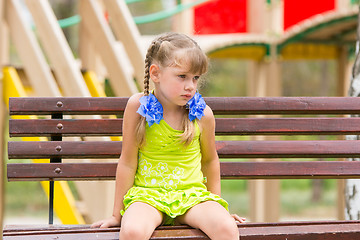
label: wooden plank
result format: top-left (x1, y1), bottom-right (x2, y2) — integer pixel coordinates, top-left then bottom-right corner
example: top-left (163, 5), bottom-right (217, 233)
top-left (0, 0), bottom-right (8, 63)
top-left (216, 117), bottom-right (360, 135)
top-left (24, 0), bottom-right (90, 97)
top-left (7, 141), bottom-right (122, 159)
top-left (206, 97), bottom-right (360, 115)
top-left (0, 13), bottom-right (5, 233)
top-left (9, 119), bottom-right (123, 137)
top-left (4, 220), bottom-right (360, 233)
top-left (7, 161), bottom-right (360, 181)
top-left (9, 118), bottom-right (360, 136)
top-left (103, 0), bottom-right (145, 84)
top-left (6, 0), bottom-right (61, 97)
top-left (215, 140), bottom-right (360, 158)
top-left (9, 97), bottom-right (360, 115)
top-left (7, 163), bottom-right (117, 181)
top-left (4, 221), bottom-right (360, 239)
top-left (220, 161), bottom-right (360, 179)
top-left (8, 140), bottom-right (360, 159)
top-left (9, 97), bottom-right (128, 115)
top-left (79, 0), bottom-right (138, 96)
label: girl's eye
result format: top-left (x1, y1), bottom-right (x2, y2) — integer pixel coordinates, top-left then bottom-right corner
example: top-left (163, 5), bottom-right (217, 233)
top-left (193, 76), bottom-right (200, 81)
top-left (178, 75), bottom-right (186, 79)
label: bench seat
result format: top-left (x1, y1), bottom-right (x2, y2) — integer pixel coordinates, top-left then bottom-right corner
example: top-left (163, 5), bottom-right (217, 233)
top-left (4, 221), bottom-right (360, 240)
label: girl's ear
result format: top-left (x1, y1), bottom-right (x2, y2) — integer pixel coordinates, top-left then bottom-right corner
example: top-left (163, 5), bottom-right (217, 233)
top-left (149, 64), bottom-right (161, 83)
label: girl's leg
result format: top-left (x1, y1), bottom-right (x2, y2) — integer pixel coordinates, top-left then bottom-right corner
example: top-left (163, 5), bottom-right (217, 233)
top-left (177, 201), bottom-right (239, 240)
top-left (120, 202), bottom-right (163, 240)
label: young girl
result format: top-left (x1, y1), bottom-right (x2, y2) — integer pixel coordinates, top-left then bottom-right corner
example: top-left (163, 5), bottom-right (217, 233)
top-left (92, 32), bottom-right (245, 239)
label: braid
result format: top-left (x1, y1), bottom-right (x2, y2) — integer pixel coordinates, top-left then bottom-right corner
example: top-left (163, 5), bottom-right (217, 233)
top-left (143, 40), bottom-right (161, 96)
top-left (143, 56), bottom-right (151, 96)
top-left (137, 40), bottom-right (161, 147)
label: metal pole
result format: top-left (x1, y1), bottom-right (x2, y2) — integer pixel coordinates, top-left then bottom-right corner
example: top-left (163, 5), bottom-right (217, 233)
top-left (49, 113), bottom-right (63, 224)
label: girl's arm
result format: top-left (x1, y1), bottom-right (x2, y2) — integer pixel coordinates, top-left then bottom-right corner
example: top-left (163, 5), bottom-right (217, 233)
top-left (92, 93), bottom-right (143, 228)
top-left (200, 106), bottom-right (247, 223)
top-left (199, 106), bottom-right (221, 196)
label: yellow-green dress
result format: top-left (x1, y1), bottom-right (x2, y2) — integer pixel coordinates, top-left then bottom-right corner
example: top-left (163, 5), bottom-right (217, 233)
top-left (121, 119), bottom-right (228, 225)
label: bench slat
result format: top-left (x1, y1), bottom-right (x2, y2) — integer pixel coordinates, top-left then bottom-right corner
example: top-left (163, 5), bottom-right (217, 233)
top-left (7, 161), bottom-right (360, 181)
top-left (9, 119), bottom-right (123, 137)
top-left (9, 97), bottom-right (360, 115)
top-left (9, 97), bottom-right (128, 115)
top-left (9, 118), bottom-right (360, 136)
top-left (206, 97), bottom-right (360, 115)
top-left (8, 141), bottom-right (122, 159)
top-left (4, 221), bottom-right (360, 239)
top-left (4, 220), bottom-right (360, 232)
top-left (8, 140), bottom-right (360, 159)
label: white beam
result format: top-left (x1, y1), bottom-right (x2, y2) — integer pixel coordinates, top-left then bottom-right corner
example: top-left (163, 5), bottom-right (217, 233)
top-left (24, 0), bottom-right (90, 97)
top-left (6, 0), bottom-right (61, 96)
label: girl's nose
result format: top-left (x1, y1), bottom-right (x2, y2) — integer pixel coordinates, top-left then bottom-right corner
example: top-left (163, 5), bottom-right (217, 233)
top-left (185, 79), bottom-right (195, 91)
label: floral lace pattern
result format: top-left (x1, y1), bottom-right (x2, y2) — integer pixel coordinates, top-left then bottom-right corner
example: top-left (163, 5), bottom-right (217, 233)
top-left (138, 157), bottom-right (184, 190)
top-left (137, 92), bottom-right (206, 125)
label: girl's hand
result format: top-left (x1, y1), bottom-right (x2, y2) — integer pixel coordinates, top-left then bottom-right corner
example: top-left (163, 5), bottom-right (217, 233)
top-left (91, 216), bottom-right (121, 229)
top-left (231, 214), bottom-right (246, 224)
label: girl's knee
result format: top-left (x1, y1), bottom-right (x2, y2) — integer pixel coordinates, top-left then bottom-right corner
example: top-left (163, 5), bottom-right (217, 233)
top-left (120, 202), bottom-right (163, 239)
top-left (214, 217), bottom-right (239, 239)
top-left (120, 225), bottom-right (150, 240)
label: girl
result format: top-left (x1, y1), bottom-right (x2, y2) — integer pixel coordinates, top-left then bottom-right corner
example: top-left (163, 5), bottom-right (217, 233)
top-left (92, 32), bottom-right (245, 240)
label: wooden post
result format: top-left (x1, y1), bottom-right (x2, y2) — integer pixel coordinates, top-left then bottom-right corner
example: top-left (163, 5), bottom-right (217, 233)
top-left (263, 46), bottom-right (282, 222)
top-left (336, 46), bottom-right (350, 220)
top-left (102, 0), bottom-right (145, 86)
top-left (79, 0), bottom-right (138, 97)
top-left (337, 46), bottom-right (351, 97)
top-left (246, 0), bottom-right (282, 222)
top-left (79, 20), bottom-right (106, 80)
top-left (247, 0), bottom-right (267, 34)
top-left (336, 0), bottom-right (352, 11)
top-left (172, 0), bottom-right (194, 35)
top-left (247, 56), bottom-right (281, 222)
top-left (6, 0), bottom-right (61, 97)
top-left (247, 0), bottom-right (283, 222)
top-left (24, 0), bottom-right (90, 97)
top-left (0, 0), bottom-right (6, 235)
top-left (0, 80), bottom-right (4, 239)
top-left (0, 0), bottom-right (7, 65)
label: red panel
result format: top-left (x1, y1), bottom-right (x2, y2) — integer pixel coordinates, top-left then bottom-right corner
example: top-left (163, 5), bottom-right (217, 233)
top-left (194, 0), bottom-right (247, 34)
top-left (284, 0), bottom-right (335, 30)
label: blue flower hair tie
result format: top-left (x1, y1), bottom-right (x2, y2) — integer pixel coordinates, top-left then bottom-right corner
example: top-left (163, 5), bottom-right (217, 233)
top-left (137, 91), bottom-right (206, 126)
top-left (137, 93), bottom-right (163, 127)
top-left (186, 92), bottom-right (206, 121)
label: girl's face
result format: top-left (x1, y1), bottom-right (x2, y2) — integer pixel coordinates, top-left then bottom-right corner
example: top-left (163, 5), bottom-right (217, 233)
top-left (150, 63), bottom-right (201, 107)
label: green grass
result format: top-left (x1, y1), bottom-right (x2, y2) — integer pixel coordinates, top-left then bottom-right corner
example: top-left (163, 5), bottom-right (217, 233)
top-left (281, 189), bottom-right (336, 217)
top-left (5, 181), bottom-right (48, 217)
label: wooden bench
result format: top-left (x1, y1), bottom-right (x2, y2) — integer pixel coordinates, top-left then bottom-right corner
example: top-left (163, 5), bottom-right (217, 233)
top-left (4, 96), bottom-right (360, 240)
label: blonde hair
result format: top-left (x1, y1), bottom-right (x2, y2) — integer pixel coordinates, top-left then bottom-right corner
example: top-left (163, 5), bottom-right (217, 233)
top-left (136, 32), bottom-right (208, 147)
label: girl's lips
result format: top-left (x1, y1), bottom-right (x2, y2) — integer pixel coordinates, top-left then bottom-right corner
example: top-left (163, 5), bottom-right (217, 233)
top-left (182, 94), bottom-right (192, 98)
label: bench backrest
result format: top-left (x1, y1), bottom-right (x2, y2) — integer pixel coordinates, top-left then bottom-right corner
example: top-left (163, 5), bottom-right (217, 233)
top-left (7, 96), bottom-right (360, 182)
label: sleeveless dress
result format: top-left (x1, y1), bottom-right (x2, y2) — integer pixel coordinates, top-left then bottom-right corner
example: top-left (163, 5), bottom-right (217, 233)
top-left (121, 119), bottom-right (228, 225)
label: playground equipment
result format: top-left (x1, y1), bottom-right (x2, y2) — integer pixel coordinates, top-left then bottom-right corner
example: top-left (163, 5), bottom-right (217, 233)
top-left (1, 0), bottom-right (359, 227)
